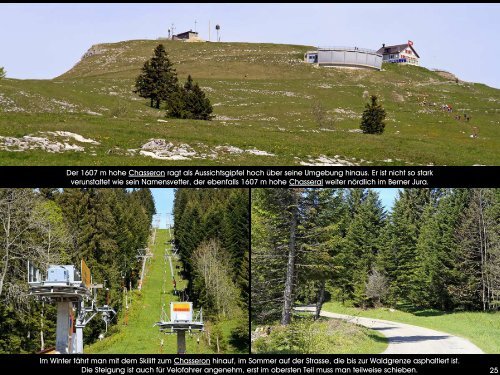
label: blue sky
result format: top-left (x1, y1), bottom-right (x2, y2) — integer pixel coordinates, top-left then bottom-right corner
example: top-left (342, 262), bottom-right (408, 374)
top-left (374, 188), bottom-right (399, 213)
top-left (1, 4), bottom-right (499, 88)
top-left (150, 188), bottom-right (175, 229)
top-left (149, 188), bottom-right (398, 228)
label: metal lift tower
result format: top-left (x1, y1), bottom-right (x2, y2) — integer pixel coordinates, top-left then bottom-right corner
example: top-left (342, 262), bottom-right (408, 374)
top-left (28, 260), bottom-right (115, 354)
top-left (155, 302), bottom-right (204, 354)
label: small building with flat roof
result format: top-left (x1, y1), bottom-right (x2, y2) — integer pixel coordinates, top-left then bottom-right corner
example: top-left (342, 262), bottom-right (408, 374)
top-left (173, 30), bottom-right (199, 41)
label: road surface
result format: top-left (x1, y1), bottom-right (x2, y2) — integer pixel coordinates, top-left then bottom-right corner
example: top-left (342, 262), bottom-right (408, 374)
top-left (295, 306), bottom-right (484, 354)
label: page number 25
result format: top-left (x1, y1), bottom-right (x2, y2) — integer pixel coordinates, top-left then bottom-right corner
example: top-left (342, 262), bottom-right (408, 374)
top-left (490, 368), bottom-right (499, 374)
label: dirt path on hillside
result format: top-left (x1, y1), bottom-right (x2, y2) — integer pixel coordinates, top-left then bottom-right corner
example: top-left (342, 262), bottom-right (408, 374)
top-left (295, 306), bottom-right (484, 354)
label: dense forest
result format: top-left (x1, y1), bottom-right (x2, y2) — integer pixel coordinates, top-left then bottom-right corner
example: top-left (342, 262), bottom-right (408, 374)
top-left (252, 188), bottom-right (500, 326)
top-left (173, 188), bottom-right (249, 351)
top-left (0, 188), bottom-right (155, 353)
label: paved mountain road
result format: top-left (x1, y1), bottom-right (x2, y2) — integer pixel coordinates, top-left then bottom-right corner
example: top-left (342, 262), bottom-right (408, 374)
top-left (295, 306), bottom-right (484, 354)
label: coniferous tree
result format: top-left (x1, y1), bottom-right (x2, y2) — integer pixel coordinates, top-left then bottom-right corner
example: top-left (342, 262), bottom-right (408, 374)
top-left (0, 67), bottom-right (5, 79)
top-left (134, 61), bottom-right (155, 107)
top-left (281, 189), bottom-right (301, 325)
top-left (454, 189), bottom-right (500, 311)
top-left (167, 85), bottom-right (188, 119)
top-left (167, 75), bottom-right (213, 120)
top-left (486, 189), bottom-right (500, 310)
top-left (131, 188), bottom-right (156, 223)
top-left (344, 190), bottom-right (385, 307)
top-left (298, 189), bottom-right (346, 319)
top-left (251, 189), bottom-right (287, 323)
top-left (360, 95), bottom-right (386, 134)
top-left (57, 189), bottom-right (152, 342)
top-left (377, 189), bottom-right (431, 305)
top-left (134, 44), bottom-right (178, 109)
top-left (185, 81), bottom-right (213, 120)
top-left (250, 189), bottom-right (302, 325)
top-left (221, 190), bottom-right (250, 309)
top-left (411, 189), bottom-right (470, 310)
top-left (339, 189), bottom-right (368, 302)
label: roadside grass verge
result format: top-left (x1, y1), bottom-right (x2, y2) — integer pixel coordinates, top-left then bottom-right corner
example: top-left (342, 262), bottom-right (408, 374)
top-left (323, 301), bottom-right (500, 353)
top-left (252, 315), bottom-right (387, 354)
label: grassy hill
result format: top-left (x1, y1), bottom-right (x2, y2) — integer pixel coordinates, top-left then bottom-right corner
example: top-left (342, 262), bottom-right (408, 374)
top-left (1, 39), bottom-right (499, 165)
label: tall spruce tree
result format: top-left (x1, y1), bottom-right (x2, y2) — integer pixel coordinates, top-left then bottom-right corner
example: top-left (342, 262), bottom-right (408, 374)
top-left (251, 189), bottom-right (287, 323)
top-left (298, 189), bottom-right (346, 319)
top-left (410, 189), bottom-right (471, 310)
top-left (134, 44), bottom-right (178, 109)
top-left (250, 189), bottom-right (303, 325)
top-left (221, 190), bottom-right (250, 309)
top-left (360, 95), bottom-right (386, 134)
top-left (131, 188), bottom-right (156, 223)
top-left (281, 189), bottom-right (301, 325)
top-left (378, 189), bottom-right (431, 305)
top-left (454, 189), bottom-right (500, 311)
top-left (344, 190), bottom-right (385, 307)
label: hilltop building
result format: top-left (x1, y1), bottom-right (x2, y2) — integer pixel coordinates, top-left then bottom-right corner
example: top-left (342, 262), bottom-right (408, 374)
top-left (172, 30), bottom-right (201, 41)
top-left (305, 51), bottom-right (318, 63)
top-left (377, 41), bottom-right (420, 65)
top-left (304, 47), bottom-right (383, 70)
